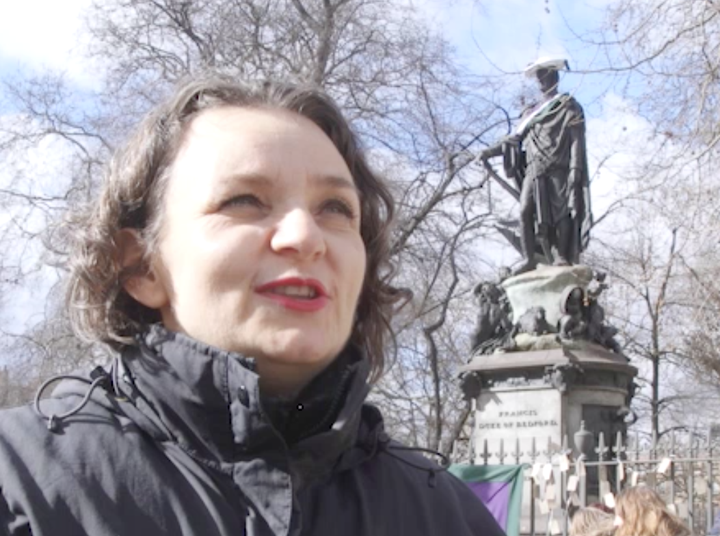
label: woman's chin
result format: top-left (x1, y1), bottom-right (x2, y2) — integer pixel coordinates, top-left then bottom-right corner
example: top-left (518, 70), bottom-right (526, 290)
top-left (251, 340), bottom-right (343, 395)
top-left (249, 327), bottom-right (348, 366)
top-left (259, 342), bottom-right (339, 369)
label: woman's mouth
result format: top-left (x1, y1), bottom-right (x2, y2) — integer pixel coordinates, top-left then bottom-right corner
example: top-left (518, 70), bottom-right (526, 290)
top-left (255, 278), bottom-right (328, 312)
top-left (268, 285), bottom-right (319, 299)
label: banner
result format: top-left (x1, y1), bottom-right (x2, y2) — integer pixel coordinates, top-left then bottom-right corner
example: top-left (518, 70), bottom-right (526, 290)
top-left (449, 464), bottom-right (526, 536)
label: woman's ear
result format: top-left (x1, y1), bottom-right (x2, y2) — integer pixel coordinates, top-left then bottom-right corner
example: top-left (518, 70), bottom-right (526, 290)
top-left (115, 228), bottom-right (168, 309)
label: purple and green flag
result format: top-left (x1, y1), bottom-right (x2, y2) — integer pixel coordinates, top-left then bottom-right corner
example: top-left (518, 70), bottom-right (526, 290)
top-left (449, 464), bottom-right (526, 536)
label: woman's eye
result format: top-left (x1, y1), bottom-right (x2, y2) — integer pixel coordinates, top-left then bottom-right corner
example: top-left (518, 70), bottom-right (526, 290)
top-left (222, 194), bottom-right (265, 210)
top-left (320, 198), bottom-right (357, 219)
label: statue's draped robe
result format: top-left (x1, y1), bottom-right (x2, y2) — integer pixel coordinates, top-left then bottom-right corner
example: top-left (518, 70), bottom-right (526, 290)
top-left (518, 94), bottom-right (592, 260)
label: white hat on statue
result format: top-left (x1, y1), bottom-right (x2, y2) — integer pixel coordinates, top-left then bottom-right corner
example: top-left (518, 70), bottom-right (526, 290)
top-left (523, 56), bottom-right (570, 77)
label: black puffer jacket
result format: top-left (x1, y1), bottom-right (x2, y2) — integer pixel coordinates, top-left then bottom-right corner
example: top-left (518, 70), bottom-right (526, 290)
top-left (0, 326), bottom-right (504, 536)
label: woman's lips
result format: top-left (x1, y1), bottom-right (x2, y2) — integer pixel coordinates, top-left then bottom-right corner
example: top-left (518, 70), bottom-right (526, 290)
top-left (255, 277), bottom-right (329, 312)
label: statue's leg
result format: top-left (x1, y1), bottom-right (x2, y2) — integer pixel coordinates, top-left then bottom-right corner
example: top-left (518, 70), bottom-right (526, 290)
top-left (567, 217), bottom-right (581, 264)
top-left (554, 216), bottom-right (573, 266)
top-left (513, 178), bottom-right (537, 275)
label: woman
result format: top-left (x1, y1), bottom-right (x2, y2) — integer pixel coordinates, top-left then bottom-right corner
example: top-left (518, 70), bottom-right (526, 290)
top-left (0, 76), bottom-right (503, 535)
top-left (615, 487), bottom-right (690, 536)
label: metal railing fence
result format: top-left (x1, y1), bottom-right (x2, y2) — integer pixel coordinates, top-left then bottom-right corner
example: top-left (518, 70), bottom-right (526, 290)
top-left (458, 430), bottom-right (720, 536)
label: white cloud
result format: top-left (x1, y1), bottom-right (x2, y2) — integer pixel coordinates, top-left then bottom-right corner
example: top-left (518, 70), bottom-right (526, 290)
top-left (415, 0), bottom-right (572, 73)
top-left (586, 93), bottom-right (654, 223)
top-left (0, 0), bottom-right (93, 83)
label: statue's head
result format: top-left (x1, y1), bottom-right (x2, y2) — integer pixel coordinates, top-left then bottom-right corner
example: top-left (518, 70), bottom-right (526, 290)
top-left (473, 282), bottom-right (486, 299)
top-left (473, 282), bottom-right (501, 303)
top-left (535, 68), bottom-right (560, 96)
top-left (523, 56), bottom-right (568, 97)
top-left (497, 267), bottom-right (512, 282)
top-left (562, 286), bottom-right (585, 315)
top-left (533, 307), bottom-right (547, 322)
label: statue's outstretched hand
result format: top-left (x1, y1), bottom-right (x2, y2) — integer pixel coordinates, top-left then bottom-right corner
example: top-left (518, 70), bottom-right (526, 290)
top-left (477, 149), bottom-right (492, 163)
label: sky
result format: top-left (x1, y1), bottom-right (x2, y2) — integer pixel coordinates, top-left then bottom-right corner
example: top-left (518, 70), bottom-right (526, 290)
top-left (0, 0), bottom-right (637, 136)
top-left (0, 0), bottom-right (92, 84)
top-left (0, 0), bottom-right (650, 347)
top-left (419, 0), bottom-right (617, 109)
top-left (0, 0), bottom-right (624, 111)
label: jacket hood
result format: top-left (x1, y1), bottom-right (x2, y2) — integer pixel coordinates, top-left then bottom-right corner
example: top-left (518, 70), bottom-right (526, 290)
top-left (51, 325), bottom-right (376, 481)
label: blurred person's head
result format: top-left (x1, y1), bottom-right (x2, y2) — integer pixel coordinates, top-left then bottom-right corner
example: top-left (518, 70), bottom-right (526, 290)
top-left (615, 487), bottom-right (690, 536)
top-left (570, 506), bottom-right (616, 536)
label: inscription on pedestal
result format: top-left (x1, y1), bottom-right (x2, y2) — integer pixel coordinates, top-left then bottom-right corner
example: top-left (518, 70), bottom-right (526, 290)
top-left (477, 410), bottom-right (559, 430)
top-left (475, 388), bottom-right (563, 462)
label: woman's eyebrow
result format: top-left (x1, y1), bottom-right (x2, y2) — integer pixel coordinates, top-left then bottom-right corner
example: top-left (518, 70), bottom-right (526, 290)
top-left (315, 174), bottom-right (358, 194)
top-left (221, 173), bottom-right (275, 190)
top-left (218, 172), bottom-right (357, 195)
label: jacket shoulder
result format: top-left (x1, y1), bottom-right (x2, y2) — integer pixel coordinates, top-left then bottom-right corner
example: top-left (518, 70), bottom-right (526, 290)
top-left (0, 393), bottom-right (149, 534)
top-left (0, 385), bottom-right (131, 456)
top-left (367, 441), bottom-right (505, 536)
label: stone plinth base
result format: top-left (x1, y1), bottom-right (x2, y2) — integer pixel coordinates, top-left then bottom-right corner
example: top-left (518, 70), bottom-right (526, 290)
top-left (460, 343), bottom-right (636, 464)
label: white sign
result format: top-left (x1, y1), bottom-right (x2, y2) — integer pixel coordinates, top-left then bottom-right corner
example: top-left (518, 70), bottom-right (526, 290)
top-left (477, 388), bottom-right (562, 439)
top-left (474, 388), bottom-right (563, 463)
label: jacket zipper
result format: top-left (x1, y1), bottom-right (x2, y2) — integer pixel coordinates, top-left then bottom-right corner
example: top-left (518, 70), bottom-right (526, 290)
top-left (296, 366), bottom-right (354, 442)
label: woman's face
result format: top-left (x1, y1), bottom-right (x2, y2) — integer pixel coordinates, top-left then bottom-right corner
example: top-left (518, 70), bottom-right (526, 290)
top-left (129, 106), bottom-right (366, 391)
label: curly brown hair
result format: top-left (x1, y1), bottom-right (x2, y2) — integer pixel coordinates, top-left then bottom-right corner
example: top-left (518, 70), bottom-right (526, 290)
top-left (65, 74), bottom-right (405, 382)
top-left (615, 487), bottom-right (690, 536)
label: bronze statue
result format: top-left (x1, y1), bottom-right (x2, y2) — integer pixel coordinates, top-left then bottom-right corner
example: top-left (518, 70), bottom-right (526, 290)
top-left (470, 280), bottom-right (514, 355)
top-left (479, 58), bottom-right (592, 275)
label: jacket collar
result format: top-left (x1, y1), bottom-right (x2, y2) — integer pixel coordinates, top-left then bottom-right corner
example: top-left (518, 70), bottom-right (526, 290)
top-left (118, 325), bottom-right (371, 474)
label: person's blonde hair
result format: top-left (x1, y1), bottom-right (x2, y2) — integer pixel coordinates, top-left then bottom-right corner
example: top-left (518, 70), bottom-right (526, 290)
top-left (570, 506), bottom-right (615, 536)
top-left (615, 487), bottom-right (690, 536)
top-left (65, 74), bottom-right (408, 382)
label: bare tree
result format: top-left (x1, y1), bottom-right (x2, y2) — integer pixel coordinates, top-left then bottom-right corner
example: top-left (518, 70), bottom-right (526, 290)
top-left (565, 0), bottom-right (720, 436)
top-left (581, 0), bottom-right (720, 151)
top-left (673, 247), bottom-right (720, 388)
top-left (588, 210), bottom-right (694, 443)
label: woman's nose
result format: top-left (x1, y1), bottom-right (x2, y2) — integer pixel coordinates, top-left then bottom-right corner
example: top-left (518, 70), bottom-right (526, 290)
top-left (270, 208), bottom-right (326, 260)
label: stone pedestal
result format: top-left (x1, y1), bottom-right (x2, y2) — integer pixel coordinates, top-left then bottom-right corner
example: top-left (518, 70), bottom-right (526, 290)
top-left (460, 341), bottom-right (639, 535)
top-left (460, 342), bottom-right (636, 464)
top-left (462, 263), bottom-right (631, 534)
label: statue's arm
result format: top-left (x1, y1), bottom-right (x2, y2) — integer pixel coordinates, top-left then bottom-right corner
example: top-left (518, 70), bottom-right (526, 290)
top-left (478, 139), bottom-right (504, 161)
top-left (568, 115), bottom-right (588, 215)
top-left (479, 131), bottom-right (522, 161)
top-left (569, 127), bottom-right (586, 167)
